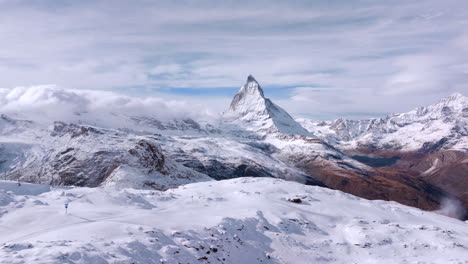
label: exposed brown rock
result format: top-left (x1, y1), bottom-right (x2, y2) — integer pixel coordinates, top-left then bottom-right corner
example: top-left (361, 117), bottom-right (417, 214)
top-left (298, 162), bottom-right (445, 211)
top-left (338, 147), bottom-right (468, 218)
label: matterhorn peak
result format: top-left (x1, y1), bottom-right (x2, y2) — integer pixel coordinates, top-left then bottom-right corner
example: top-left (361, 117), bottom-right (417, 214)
top-left (237, 74), bottom-right (264, 98)
top-left (247, 74), bottom-right (257, 83)
top-left (225, 75), bottom-right (315, 137)
top-left (228, 75), bottom-right (265, 113)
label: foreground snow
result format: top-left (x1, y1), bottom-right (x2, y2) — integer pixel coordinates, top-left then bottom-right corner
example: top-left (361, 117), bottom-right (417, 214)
top-left (1, 178), bottom-right (467, 264)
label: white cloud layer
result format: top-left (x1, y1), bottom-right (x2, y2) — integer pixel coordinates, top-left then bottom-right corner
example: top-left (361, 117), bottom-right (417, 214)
top-left (0, 86), bottom-right (221, 126)
top-left (0, 0), bottom-right (466, 119)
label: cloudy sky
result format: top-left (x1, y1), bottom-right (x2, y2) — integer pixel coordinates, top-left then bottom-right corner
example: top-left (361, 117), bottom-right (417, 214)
top-left (0, 0), bottom-right (467, 120)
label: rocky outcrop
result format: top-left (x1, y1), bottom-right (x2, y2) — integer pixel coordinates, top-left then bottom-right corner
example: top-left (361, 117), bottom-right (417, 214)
top-left (50, 149), bottom-right (121, 187)
top-left (128, 140), bottom-right (167, 174)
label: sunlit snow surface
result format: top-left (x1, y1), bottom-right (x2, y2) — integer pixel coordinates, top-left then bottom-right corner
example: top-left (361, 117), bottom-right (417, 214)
top-left (1, 178), bottom-right (467, 264)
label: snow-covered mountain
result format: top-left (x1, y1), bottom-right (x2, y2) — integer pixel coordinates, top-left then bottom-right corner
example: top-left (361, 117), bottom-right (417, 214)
top-left (224, 75), bottom-right (313, 137)
top-left (1, 77), bottom-right (467, 263)
top-left (0, 107), bottom-right (325, 189)
top-left (0, 76), bottom-right (372, 189)
top-left (298, 93), bottom-right (468, 152)
top-left (0, 77), bottom-right (464, 218)
top-left (298, 93), bottom-right (468, 217)
top-left (0, 119), bottom-right (210, 190)
top-left (1, 178), bottom-right (467, 264)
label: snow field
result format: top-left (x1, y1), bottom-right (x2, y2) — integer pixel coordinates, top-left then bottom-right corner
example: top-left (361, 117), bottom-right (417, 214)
top-left (1, 178), bottom-right (467, 264)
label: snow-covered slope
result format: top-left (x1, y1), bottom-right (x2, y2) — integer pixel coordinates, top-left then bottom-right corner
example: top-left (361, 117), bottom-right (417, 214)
top-left (0, 112), bottom-right (327, 187)
top-left (224, 75), bottom-right (314, 137)
top-left (0, 178), bottom-right (467, 264)
top-left (0, 118), bottom-right (211, 189)
top-left (299, 93), bottom-right (468, 152)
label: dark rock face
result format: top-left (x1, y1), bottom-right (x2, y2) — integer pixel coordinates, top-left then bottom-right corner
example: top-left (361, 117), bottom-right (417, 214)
top-left (176, 158), bottom-right (276, 180)
top-left (244, 142), bottom-right (278, 154)
top-left (441, 106), bottom-right (453, 116)
top-left (462, 107), bottom-right (468, 117)
top-left (169, 147), bottom-right (328, 187)
top-left (50, 122), bottom-right (103, 138)
top-left (50, 149), bottom-right (121, 187)
top-left (45, 123), bottom-right (121, 186)
top-left (128, 140), bottom-right (167, 174)
top-left (352, 155), bottom-right (400, 167)
top-left (288, 198), bottom-right (302, 204)
top-left (419, 138), bottom-right (449, 154)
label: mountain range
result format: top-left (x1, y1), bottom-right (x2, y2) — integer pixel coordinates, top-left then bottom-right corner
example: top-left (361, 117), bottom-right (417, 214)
top-left (0, 76), bottom-right (467, 219)
top-left (298, 92), bottom-right (468, 217)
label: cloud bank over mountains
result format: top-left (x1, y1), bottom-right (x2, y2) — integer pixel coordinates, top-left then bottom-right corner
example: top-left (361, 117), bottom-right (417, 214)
top-left (0, 86), bottom-right (215, 125)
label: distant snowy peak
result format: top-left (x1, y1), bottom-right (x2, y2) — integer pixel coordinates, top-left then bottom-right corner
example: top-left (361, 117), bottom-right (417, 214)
top-left (438, 92), bottom-right (467, 106)
top-left (412, 92), bottom-right (468, 118)
top-left (226, 75), bottom-right (314, 137)
top-left (299, 92), bottom-right (468, 151)
top-left (374, 92), bottom-right (468, 127)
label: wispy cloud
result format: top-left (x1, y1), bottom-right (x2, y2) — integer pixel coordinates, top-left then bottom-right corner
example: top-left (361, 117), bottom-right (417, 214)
top-left (0, 0), bottom-right (466, 119)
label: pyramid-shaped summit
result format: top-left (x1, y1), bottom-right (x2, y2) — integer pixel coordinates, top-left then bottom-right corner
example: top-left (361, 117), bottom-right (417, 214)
top-left (228, 75), bottom-right (265, 114)
top-left (226, 75), bottom-right (315, 137)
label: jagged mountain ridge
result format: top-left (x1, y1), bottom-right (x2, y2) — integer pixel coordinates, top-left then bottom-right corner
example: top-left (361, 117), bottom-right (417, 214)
top-left (299, 93), bottom-right (468, 151)
top-left (298, 92), bottom-right (468, 217)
